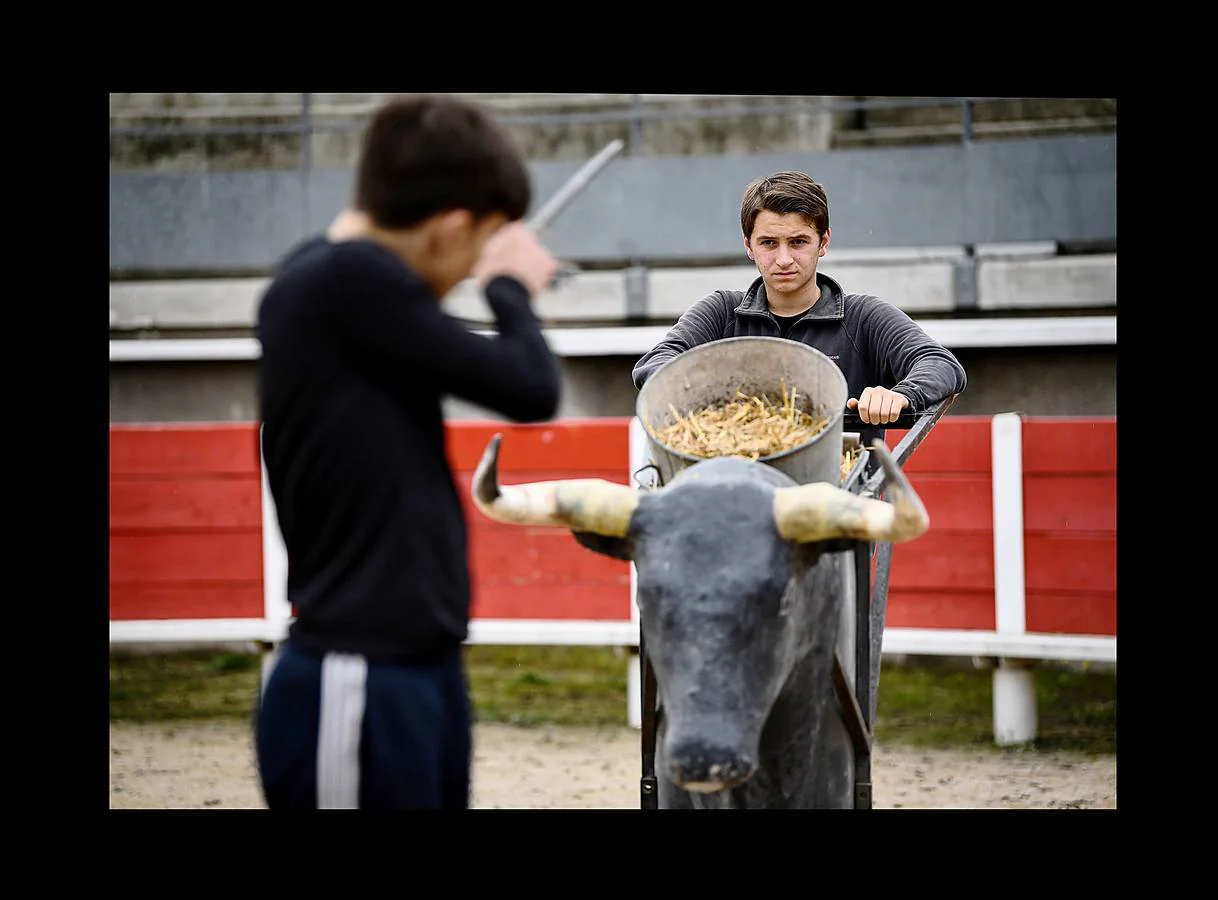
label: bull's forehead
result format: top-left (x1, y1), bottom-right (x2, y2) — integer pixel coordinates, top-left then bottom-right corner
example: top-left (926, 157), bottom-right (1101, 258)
top-left (641, 474), bottom-right (777, 526)
top-left (634, 476), bottom-right (790, 579)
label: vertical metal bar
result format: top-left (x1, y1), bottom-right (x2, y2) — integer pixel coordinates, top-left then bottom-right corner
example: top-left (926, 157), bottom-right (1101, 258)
top-left (961, 98), bottom-right (974, 144)
top-left (630, 414), bottom-right (659, 808)
top-left (300, 92), bottom-right (313, 235)
top-left (868, 541), bottom-right (894, 725)
top-left (855, 543), bottom-right (871, 730)
top-left (853, 540), bottom-right (873, 809)
top-left (629, 93), bottom-right (642, 155)
top-left (624, 263), bottom-right (648, 321)
top-left (953, 252), bottom-right (979, 311)
top-left (640, 634), bottom-right (659, 809)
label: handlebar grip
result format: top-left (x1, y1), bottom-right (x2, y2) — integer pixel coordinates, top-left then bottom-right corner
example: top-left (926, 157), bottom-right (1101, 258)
top-left (842, 411), bottom-right (923, 430)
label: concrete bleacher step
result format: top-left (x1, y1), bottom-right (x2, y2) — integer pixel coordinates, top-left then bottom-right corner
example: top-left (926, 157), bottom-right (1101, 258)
top-left (107, 249), bottom-right (1117, 335)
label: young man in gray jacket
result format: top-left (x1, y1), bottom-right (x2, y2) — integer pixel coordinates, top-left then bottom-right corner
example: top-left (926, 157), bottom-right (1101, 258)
top-left (632, 170), bottom-right (967, 452)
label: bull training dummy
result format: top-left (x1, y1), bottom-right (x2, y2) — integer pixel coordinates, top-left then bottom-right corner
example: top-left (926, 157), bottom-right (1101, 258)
top-left (253, 93), bottom-right (564, 809)
top-left (471, 419), bottom-right (936, 807)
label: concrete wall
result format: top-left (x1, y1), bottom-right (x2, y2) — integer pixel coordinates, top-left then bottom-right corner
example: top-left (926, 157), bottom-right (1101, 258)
top-left (109, 136), bottom-right (1117, 277)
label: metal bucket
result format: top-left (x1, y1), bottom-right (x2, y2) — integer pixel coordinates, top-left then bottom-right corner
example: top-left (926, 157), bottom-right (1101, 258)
top-left (636, 337), bottom-right (848, 486)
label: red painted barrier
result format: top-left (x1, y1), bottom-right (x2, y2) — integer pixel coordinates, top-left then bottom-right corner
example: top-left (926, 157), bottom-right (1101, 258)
top-left (110, 423), bottom-right (264, 622)
top-left (109, 416), bottom-right (1116, 640)
top-left (1017, 418), bottom-right (1117, 635)
top-left (452, 420), bottom-right (633, 622)
top-left (885, 419), bottom-right (997, 631)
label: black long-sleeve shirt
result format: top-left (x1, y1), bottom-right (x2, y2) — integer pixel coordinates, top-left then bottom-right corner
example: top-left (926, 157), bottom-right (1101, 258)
top-left (632, 273), bottom-right (966, 448)
top-left (257, 236), bottom-right (561, 662)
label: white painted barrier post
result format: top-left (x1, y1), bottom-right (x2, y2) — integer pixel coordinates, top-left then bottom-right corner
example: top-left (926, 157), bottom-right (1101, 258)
top-left (994, 659), bottom-right (1038, 744)
top-left (990, 412), bottom-right (1037, 746)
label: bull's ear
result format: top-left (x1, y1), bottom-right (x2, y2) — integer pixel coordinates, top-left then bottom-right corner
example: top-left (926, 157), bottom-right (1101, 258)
top-left (573, 529), bottom-right (634, 561)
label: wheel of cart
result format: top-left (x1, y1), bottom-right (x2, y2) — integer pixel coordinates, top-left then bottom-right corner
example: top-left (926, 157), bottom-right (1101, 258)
top-left (635, 393), bottom-right (958, 810)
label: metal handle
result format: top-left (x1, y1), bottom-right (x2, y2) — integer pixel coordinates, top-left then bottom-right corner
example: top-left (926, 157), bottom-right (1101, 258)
top-left (528, 139), bottom-right (625, 289)
top-left (842, 410), bottom-right (924, 430)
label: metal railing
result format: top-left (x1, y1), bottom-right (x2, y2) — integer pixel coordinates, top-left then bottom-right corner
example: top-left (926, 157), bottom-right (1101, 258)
top-left (109, 94), bottom-right (1116, 162)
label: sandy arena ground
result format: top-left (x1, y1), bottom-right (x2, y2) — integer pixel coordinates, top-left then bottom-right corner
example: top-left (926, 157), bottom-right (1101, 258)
top-left (109, 720), bottom-right (1116, 809)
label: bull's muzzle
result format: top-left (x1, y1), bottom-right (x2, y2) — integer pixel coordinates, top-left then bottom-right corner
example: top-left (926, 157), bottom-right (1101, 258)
top-left (666, 738), bottom-right (758, 793)
top-left (470, 434), bottom-right (929, 545)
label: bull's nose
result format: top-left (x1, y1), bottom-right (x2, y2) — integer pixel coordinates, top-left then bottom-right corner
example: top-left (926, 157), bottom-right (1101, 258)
top-left (666, 741), bottom-right (757, 793)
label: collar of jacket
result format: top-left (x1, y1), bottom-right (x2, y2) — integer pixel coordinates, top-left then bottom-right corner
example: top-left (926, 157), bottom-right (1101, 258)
top-left (735, 271), bottom-right (846, 321)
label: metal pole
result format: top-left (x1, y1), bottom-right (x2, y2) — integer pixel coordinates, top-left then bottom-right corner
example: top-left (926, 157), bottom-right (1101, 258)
top-left (629, 94), bottom-right (642, 155)
top-left (527, 138), bottom-right (624, 232)
top-left (962, 98), bottom-right (974, 144)
top-left (300, 92), bottom-right (313, 235)
top-left (640, 635), bottom-right (659, 809)
top-left (853, 540), bottom-right (874, 809)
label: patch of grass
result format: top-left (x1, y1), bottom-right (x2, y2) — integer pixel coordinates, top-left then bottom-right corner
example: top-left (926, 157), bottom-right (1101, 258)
top-left (874, 658), bottom-right (1116, 755)
top-left (465, 645), bottom-right (628, 727)
top-left (107, 645), bottom-right (629, 727)
top-left (109, 648), bottom-right (262, 723)
top-left (109, 646), bottom-right (1116, 755)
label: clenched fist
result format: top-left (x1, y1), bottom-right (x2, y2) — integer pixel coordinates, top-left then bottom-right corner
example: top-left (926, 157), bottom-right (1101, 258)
top-left (847, 387), bottom-right (910, 425)
top-left (472, 221), bottom-right (560, 299)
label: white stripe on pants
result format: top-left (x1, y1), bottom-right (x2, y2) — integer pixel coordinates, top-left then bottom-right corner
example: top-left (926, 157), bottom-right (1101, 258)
top-left (317, 652), bottom-right (368, 809)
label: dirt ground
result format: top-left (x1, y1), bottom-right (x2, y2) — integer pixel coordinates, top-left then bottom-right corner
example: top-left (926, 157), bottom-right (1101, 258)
top-left (109, 720), bottom-right (1116, 809)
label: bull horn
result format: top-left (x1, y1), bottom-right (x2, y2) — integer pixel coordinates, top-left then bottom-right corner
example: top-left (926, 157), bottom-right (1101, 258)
top-left (772, 440), bottom-right (929, 543)
top-left (471, 433), bottom-right (640, 537)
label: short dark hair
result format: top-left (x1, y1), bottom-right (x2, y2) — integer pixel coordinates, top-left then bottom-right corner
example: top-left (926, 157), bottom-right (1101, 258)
top-left (740, 171), bottom-right (829, 240)
top-left (354, 94), bottom-right (532, 229)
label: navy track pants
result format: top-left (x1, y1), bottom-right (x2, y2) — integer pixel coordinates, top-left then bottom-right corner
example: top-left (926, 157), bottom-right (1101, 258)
top-left (254, 642), bottom-right (471, 809)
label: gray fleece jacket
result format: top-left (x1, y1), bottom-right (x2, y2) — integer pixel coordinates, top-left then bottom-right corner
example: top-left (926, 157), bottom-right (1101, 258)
top-left (632, 272), bottom-right (967, 447)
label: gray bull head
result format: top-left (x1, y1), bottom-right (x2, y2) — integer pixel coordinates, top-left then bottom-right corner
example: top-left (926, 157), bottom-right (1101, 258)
top-left (471, 434), bottom-right (929, 801)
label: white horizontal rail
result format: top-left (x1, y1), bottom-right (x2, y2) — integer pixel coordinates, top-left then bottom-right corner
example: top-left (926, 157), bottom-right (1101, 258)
top-left (110, 618), bottom-right (286, 644)
top-left (466, 619), bottom-right (639, 646)
top-left (110, 616), bottom-right (1114, 663)
top-left (111, 338), bottom-right (261, 361)
top-left (922, 316), bottom-right (1115, 347)
top-left (109, 315), bottom-right (1116, 362)
top-left (882, 627), bottom-right (1116, 663)
top-left (109, 617), bottom-right (640, 648)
